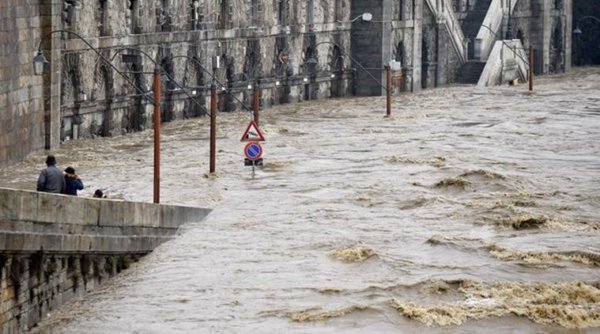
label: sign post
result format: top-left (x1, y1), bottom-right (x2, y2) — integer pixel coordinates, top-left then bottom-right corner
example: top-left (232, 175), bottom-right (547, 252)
top-left (241, 120), bottom-right (265, 172)
top-left (240, 120), bottom-right (265, 142)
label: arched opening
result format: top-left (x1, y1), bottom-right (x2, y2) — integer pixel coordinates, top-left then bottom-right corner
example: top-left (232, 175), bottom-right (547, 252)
top-left (243, 40), bottom-right (261, 106)
top-left (303, 45), bottom-right (316, 101)
top-left (60, 53), bottom-right (82, 141)
top-left (160, 52), bottom-right (175, 122)
top-left (516, 29), bottom-right (524, 44)
top-left (98, 0), bottom-right (109, 36)
top-left (128, 62), bottom-right (145, 132)
top-left (550, 25), bottom-right (564, 73)
top-left (95, 64), bottom-right (114, 136)
top-left (334, 0), bottom-right (343, 22)
top-left (218, 54), bottom-right (236, 112)
top-left (329, 45), bottom-right (344, 97)
top-left (128, 0), bottom-right (140, 34)
top-left (219, 0), bottom-right (231, 29)
top-left (274, 37), bottom-right (290, 104)
top-left (395, 41), bottom-right (406, 92)
top-left (191, 0), bottom-right (204, 30)
top-left (184, 55), bottom-right (206, 118)
top-left (157, 0), bottom-right (171, 32)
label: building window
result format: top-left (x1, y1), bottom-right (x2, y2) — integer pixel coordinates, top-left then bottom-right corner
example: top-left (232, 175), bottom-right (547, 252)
top-left (334, 0), bottom-right (343, 22)
top-left (251, 0), bottom-right (262, 26)
top-left (219, 0), bottom-right (231, 29)
top-left (554, 0), bottom-right (562, 10)
top-left (128, 0), bottom-right (140, 34)
top-left (277, 0), bottom-right (286, 24)
top-left (97, 0), bottom-right (109, 36)
top-left (191, 0), bottom-right (204, 30)
top-left (398, 0), bottom-right (404, 21)
top-left (157, 0), bottom-right (171, 32)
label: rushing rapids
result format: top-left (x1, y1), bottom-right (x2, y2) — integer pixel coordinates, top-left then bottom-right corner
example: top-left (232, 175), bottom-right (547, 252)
top-left (1, 67), bottom-right (599, 333)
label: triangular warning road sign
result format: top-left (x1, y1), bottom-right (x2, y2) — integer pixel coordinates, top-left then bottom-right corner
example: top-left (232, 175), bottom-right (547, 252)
top-left (240, 120), bottom-right (265, 142)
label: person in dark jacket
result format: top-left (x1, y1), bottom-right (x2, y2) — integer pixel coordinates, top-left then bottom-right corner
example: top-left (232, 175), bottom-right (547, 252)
top-left (63, 166), bottom-right (84, 196)
top-left (37, 155), bottom-right (65, 193)
top-left (93, 189), bottom-right (107, 198)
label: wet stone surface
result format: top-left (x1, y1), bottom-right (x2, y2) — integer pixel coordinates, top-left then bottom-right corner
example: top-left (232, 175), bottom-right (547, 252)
top-left (2, 67), bottom-right (599, 333)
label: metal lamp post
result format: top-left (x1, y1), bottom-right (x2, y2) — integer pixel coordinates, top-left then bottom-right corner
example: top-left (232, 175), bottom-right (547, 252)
top-left (169, 55), bottom-right (225, 174)
top-left (351, 12), bottom-right (373, 23)
top-left (170, 54), bottom-right (258, 174)
top-left (572, 16), bottom-right (600, 66)
top-left (210, 77), bottom-right (217, 174)
top-left (210, 56), bottom-right (219, 174)
top-left (573, 27), bottom-right (582, 66)
top-left (253, 80), bottom-right (260, 126)
top-left (32, 51), bottom-right (49, 75)
top-left (152, 64), bottom-right (161, 203)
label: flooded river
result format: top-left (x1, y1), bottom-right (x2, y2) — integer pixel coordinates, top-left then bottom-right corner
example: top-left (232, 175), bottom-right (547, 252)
top-left (2, 67), bottom-right (599, 333)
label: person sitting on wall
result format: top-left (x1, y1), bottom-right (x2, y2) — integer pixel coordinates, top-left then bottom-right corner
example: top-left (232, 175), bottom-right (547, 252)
top-left (63, 166), bottom-right (84, 196)
top-left (37, 155), bottom-right (66, 193)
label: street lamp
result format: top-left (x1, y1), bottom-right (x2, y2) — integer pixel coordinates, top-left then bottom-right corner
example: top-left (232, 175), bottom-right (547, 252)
top-left (34, 29), bottom-right (162, 203)
top-left (170, 55), bottom-right (255, 174)
top-left (109, 48), bottom-right (169, 203)
top-left (350, 12), bottom-right (373, 23)
top-left (32, 51), bottom-right (49, 75)
top-left (170, 55), bottom-right (220, 174)
top-left (573, 27), bottom-right (582, 66)
top-left (110, 48), bottom-right (201, 103)
top-left (573, 16), bottom-right (600, 66)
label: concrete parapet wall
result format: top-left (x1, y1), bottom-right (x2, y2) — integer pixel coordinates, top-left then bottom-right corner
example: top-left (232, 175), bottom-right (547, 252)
top-left (478, 39), bottom-right (529, 87)
top-left (0, 187), bottom-right (211, 333)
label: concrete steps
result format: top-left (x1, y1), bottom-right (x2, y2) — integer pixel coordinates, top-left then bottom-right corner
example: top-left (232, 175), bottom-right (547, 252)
top-left (458, 61), bottom-right (486, 83)
top-left (461, 0), bottom-right (492, 59)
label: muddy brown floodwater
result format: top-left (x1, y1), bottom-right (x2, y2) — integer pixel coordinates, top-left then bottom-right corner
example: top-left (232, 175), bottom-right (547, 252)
top-left (2, 67), bottom-right (599, 333)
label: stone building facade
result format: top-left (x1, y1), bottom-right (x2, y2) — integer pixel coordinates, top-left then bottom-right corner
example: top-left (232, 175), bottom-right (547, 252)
top-left (0, 0), bottom-right (572, 167)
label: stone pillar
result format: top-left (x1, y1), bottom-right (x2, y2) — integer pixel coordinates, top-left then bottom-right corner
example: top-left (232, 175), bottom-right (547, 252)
top-left (542, 0), bottom-right (551, 73)
top-left (381, 0), bottom-right (394, 94)
top-left (40, 1), bottom-right (62, 150)
top-left (564, 0), bottom-right (572, 71)
top-left (351, 0), bottom-right (384, 96)
top-left (412, 0), bottom-right (423, 92)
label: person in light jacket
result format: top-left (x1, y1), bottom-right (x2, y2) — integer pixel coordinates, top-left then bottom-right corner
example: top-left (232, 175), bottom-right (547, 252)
top-left (37, 155), bottom-right (65, 193)
top-left (63, 166), bottom-right (84, 196)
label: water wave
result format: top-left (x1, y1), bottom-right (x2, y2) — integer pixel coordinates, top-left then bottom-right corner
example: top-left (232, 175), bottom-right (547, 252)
top-left (391, 280), bottom-right (600, 328)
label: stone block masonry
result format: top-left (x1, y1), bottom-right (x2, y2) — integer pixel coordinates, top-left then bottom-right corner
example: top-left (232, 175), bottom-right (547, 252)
top-left (0, 0), bottom-right (572, 168)
top-left (0, 187), bottom-right (211, 333)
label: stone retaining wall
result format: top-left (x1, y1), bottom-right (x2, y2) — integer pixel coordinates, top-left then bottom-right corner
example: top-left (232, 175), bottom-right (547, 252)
top-left (0, 187), bottom-right (211, 333)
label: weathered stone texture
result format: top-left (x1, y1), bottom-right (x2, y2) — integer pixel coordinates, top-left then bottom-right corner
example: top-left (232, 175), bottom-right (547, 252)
top-left (0, 0), bottom-right (45, 167)
top-left (0, 0), bottom-right (572, 166)
top-left (0, 187), bottom-right (211, 333)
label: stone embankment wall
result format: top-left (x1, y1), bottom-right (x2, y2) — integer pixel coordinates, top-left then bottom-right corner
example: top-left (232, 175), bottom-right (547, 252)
top-left (0, 187), bottom-right (211, 333)
top-left (0, 1), bottom-right (47, 166)
top-left (0, 0), bottom-right (572, 168)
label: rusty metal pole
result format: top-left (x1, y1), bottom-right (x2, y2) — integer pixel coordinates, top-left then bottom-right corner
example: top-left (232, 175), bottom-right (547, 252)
top-left (153, 66), bottom-right (161, 204)
top-left (253, 82), bottom-right (260, 126)
top-left (529, 45), bottom-right (534, 92)
top-left (209, 82), bottom-right (217, 173)
top-left (386, 66), bottom-right (392, 116)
